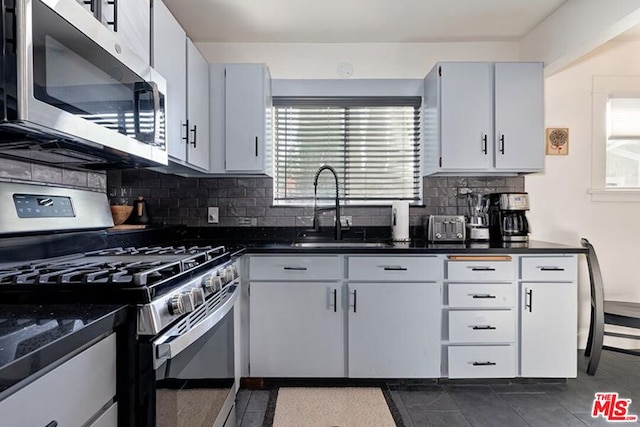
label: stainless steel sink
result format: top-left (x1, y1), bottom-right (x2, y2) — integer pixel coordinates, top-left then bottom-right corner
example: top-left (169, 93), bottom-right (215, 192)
top-left (291, 241), bottom-right (391, 248)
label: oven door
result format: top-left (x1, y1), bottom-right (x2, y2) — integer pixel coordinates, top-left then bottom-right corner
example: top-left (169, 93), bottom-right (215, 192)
top-left (152, 285), bottom-right (238, 427)
top-left (2, 0), bottom-right (167, 167)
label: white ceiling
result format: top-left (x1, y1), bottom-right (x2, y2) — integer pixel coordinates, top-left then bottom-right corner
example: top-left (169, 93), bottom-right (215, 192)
top-left (162, 0), bottom-right (568, 43)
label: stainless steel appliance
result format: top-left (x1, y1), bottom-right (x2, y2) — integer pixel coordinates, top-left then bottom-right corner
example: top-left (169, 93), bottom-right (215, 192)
top-left (0, 0), bottom-right (167, 169)
top-left (0, 182), bottom-right (238, 427)
top-left (465, 192), bottom-right (489, 241)
top-left (426, 215), bottom-right (466, 242)
top-left (487, 192), bottom-right (530, 242)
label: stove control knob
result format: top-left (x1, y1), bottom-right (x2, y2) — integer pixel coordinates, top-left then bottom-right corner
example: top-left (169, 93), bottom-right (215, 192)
top-left (191, 288), bottom-right (205, 307)
top-left (231, 264), bottom-right (239, 279)
top-left (180, 292), bottom-right (195, 313)
top-left (456, 233), bottom-right (463, 239)
top-left (203, 275), bottom-right (222, 293)
top-left (435, 233), bottom-right (442, 239)
top-left (168, 295), bottom-right (185, 315)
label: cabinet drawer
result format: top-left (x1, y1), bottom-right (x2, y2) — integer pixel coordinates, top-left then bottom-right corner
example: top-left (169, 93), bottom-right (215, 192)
top-left (448, 284), bottom-right (515, 308)
top-left (447, 260), bottom-right (514, 281)
top-left (520, 256), bottom-right (577, 281)
top-left (0, 334), bottom-right (116, 427)
top-left (249, 256), bottom-right (342, 280)
top-left (449, 310), bottom-right (515, 343)
top-left (448, 345), bottom-right (516, 378)
top-left (348, 256), bottom-right (440, 281)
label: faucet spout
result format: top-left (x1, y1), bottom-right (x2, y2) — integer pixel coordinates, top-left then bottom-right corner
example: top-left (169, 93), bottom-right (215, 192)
top-left (313, 165), bottom-right (341, 241)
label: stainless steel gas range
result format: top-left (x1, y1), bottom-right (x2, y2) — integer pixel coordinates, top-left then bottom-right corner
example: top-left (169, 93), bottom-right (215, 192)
top-left (0, 182), bottom-right (240, 427)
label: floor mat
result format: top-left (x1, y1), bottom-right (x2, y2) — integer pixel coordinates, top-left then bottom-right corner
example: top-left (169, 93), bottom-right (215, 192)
top-left (262, 387), bottom-right (405, 427)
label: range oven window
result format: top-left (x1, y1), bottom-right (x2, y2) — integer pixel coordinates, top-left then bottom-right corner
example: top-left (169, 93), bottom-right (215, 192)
top-left (31, 0), bottom-right (165, 147)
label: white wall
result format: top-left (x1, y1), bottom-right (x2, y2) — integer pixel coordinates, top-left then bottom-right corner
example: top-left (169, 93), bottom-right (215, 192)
top-left (526, 40), bottom-right (640, 348)
top-left (196, 42), bottom-right (519, 78)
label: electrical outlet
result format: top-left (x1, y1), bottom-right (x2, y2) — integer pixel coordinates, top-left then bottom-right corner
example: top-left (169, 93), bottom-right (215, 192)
top-left (338, 216), bottom-right (352, 227)
top-left (237, 217), bottom-right (257, 227)
top-left (207, 207), bottom-right (219, 224)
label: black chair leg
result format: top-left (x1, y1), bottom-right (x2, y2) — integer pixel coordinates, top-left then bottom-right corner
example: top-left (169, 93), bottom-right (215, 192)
top-left (587, 309), bottom-right (605, 376)
top-left (585, 305), bottom-right (594, 357)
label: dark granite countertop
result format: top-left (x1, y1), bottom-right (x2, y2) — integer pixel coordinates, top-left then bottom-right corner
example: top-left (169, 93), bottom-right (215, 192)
top-left (238, 239), bottom-right (586, 255)
top-left (0, 304), bottom-right (129, 396)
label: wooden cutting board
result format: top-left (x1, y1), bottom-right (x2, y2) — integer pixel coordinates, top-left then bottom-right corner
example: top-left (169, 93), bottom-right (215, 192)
top-left (110, 224), bottom-right (147, 230)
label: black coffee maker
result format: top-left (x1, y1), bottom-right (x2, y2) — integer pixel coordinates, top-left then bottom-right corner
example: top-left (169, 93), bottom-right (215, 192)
top-left (486, 193), bottom-right (530, 242)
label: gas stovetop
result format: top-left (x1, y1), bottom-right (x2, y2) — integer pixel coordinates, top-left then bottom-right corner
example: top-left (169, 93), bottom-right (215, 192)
top-left (0, 246), bottom-right (230, 304)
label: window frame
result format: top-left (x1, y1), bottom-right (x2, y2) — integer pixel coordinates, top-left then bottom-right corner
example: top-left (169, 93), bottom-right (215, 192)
top-left (590, 76), bottom-right (640, 202)
top-left (272, 96), bottom-right (423, 207)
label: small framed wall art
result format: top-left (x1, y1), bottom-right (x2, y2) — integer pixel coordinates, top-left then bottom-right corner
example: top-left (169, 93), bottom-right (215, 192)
top-left (546, 127), bottom-right (569, 155)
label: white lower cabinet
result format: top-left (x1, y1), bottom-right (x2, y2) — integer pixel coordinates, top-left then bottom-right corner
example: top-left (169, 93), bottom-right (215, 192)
top-left (448, 345), bottom-right (516, 378)
top-left (348, 282), bottom-right (441, 378)
top-left (520, 282), bottom-right (577, 377)
top-left (249, 281), bottom-right (345, 377)
top-left (0, 334), bottom-right (117, 426)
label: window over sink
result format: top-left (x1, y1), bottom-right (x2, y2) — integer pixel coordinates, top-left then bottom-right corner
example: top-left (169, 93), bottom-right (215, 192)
top-left (272, 97), bottom-right (422, 206)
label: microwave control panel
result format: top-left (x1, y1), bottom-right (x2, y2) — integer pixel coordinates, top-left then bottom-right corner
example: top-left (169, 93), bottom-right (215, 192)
top-left (13, 194), bottom-right (75, 218)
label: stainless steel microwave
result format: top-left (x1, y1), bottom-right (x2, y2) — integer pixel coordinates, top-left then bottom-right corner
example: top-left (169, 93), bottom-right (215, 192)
top-left (0, 0), bottom-right (167, 169)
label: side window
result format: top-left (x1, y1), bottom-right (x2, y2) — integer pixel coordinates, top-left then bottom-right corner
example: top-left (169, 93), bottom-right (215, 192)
top-left (590, 76), bottom-right (640, 201)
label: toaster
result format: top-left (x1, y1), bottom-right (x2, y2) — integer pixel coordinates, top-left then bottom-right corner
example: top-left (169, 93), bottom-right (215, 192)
top-left (425, 215), bottom-right (466, 242)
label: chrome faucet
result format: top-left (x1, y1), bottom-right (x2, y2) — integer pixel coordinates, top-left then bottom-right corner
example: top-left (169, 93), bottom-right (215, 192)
top-left (312, 165), bottom-right (341, 241)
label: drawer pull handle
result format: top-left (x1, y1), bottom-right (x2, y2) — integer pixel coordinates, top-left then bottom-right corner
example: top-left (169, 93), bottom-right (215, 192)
top-left (539, 267), bottom-right (565, 271)
top-left (383, 266), bottom-right (407, 271)
top-left (333, 288), bottom-right (337, 313)
top-left (472, 361), bottom-right (497, 366)
top-left (472, 325), bottom-right (497, 330)
top-left (45, 422), bottom-right (58, 427)
top-left (472, 294), bottom-right (496, 299)
top-left (470, 267), bottom-right (496, 271)
top-left (353, 289), bottom-right (357, 313)
top-left (283, 266), bottom-right (307, 271)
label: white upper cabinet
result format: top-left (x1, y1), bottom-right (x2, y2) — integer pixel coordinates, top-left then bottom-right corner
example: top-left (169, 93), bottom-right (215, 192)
top-left (424, 62), bottom-right (544, 176)
top-left (209, 63), bottom-right (272, 175)
top-left (152, 0), bottom-right (209, 171)
top-left (76, 0), bottom-right (150, 63)
top-left (186, 39), bottom-right (210, 171)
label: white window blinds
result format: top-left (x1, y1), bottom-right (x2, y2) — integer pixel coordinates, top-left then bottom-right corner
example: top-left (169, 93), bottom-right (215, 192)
top-left (273, 97), bottom-right (421, 205)
top-left (608, 97), bottom-right (640, 139)
top-left (606, 96), bottom-right (640, 188)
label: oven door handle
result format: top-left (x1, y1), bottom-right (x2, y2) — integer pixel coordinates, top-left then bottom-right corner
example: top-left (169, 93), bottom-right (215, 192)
top-left (154, 285), bottom-right (239, 365)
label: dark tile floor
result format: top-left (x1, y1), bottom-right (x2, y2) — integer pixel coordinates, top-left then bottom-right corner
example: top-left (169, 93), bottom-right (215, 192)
top-left (236, 350), bottom-right (640, 426)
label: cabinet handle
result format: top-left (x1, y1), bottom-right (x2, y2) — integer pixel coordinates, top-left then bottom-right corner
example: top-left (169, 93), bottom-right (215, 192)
top-left (190, 124), bottom-right (197, 148)
top-left (482, 134), bottom-right (488, 154)
top-left (539, 267), bottom-right (564, 271)
top-left (45, 422), bottom-right (58, 427)
top-left (353, 289), bottom-right (357, 313)
top-left (383, 266), bottom-right (407, 271)
top-left (472, 325), bottom-right (497, 330)
top-left (470, 266), bottom-right (496, 271)
top-left (499, 134), bottom-right (505, 155)
top-left (106, 0), bottom-right (118, 31)
top-left (333, 288), bottom-right (337, 313)
top-left (472, 294), bottom-right (496, 299)
top-left (283, 266), bottom-right (307, 271)
top-left (83, 0), bottom-right (95, 13)
top-left (472, 361), bottom-right (497, 366)
top-left (255, 136), bottom-right (259, 157)
top-left (525, 289), bottom-right (533, 312)
top-left (182, 120), bottom-right (189, 145)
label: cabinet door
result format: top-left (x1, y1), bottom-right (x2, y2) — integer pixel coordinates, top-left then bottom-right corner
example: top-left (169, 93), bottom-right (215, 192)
top-left (153, 0), bottom-right (187, 161)
top-left (520, 282), bottom-right (577, 377)
top-left (186, 39), bottom-right (210, 170)
top-left (115, 0), bottom-right (150, 63)
top-left (249, 282), bottom-right (345, 377)
top-left (348, 283), bottom-right (441, 378)
top-left (225, 64), bottom-right (265, 172)
top-left (439, 62), bottom-right (493, 170)
top-left (494, 63), bottom-right (544, 171)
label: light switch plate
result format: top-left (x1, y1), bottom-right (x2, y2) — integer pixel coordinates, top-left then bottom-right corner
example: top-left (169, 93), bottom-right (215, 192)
top-left (207, 207), bottom-right (219, 224)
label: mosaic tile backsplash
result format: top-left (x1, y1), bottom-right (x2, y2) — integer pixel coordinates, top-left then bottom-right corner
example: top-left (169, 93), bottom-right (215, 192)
top-left (107, 170), bottom-right (524, 228)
